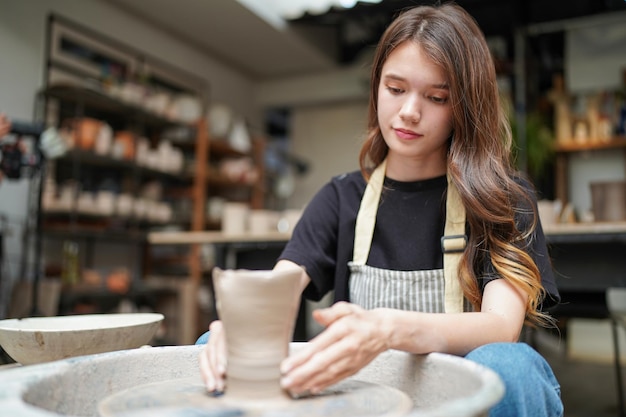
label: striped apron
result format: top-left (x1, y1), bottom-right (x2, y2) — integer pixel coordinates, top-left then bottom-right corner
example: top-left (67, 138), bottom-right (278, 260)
top-left (348, 159), bottom-right (468, 313)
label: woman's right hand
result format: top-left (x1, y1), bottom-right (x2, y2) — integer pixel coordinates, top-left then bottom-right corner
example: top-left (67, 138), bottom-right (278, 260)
top-left (199, 320), bottom-right (228, 393)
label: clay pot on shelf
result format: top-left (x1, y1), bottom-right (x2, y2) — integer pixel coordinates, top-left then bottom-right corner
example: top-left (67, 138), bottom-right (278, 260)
top-left (590, 181), bottom-right (626, 222)
top-left (248, 210), bottom-right (279, 235)
top-left (94, 123), bottom-right (113, 155)
top-left (106, 267), bottom-right (131, 294)
top-left (66, 118), bottom-right (103, 151)
top-left (221, 202), bottom-right (249, 235)
top-left (112, 131), bottom-right (136, 160)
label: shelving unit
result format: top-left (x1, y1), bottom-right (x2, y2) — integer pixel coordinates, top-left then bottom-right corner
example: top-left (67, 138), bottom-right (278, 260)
top-left (35, 15), bottom-right (216, 345)
top-left (31, 13), bottom-right (268, 344)
top-left (39, 85), bottom-right (204, 346)
top-left (554, 136), bottom-right (626, 204)
top-left (40, 88), bottom-right (266, 345)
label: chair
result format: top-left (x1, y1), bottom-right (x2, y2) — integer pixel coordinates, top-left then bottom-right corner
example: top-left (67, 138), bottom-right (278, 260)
top-left (607, 287), bottom-right (626, 417)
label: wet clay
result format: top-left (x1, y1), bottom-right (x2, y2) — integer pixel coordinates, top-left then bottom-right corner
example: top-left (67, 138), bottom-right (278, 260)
top-left (212, 267), bottom-right (303, 404)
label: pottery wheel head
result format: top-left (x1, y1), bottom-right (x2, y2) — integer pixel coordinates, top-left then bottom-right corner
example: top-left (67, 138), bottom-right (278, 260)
top-left (98, 377), bottom-right (412, 417)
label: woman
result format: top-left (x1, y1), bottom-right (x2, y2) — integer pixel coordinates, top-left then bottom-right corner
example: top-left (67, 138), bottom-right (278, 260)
top-left (201, 3), bottom-right (563, 416)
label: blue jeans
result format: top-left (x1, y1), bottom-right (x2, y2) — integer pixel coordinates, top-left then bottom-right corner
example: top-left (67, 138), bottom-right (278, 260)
top-left (466, 342), bottom-right (563, 417)
top-left (196, 331), bottom-right (210, 345)
top-left (195, 333), bottom-right (562, 417)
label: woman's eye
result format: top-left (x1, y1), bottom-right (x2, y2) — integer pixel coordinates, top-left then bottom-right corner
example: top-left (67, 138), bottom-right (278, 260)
top-left (430, 96), bottom-right (448, 104)
top-left (386, 86), bottom-right (404, 95)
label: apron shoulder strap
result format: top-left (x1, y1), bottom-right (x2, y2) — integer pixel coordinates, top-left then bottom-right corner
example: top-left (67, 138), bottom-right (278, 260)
top-left (443, 175), bottom-right (466, 313)
top-left (353, 159), bottom-right (387, 265)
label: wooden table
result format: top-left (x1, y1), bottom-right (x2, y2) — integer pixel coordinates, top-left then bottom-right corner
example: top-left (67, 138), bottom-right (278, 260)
top-left (543, 222), bottom-right (626, 319)
top-left (148, 231), bottom-right (292, 269)
top-left (148, 231), bottom-right (292, 245)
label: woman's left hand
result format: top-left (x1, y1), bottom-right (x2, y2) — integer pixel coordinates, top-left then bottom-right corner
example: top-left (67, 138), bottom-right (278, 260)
top-left (280, 301), bottom-right (390, 396)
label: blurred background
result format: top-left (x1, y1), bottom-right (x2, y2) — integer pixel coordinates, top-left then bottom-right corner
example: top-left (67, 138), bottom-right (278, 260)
top-left (1, 1), bottom-right (626, 414)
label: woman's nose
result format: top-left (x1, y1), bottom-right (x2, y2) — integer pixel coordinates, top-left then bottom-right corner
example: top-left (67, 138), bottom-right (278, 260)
top-left (399, 96), bottom-right (421, 124)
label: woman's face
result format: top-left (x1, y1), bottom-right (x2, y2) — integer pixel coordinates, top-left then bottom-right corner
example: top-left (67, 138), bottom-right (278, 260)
top-left (377, 41), bottom-right (453, 179)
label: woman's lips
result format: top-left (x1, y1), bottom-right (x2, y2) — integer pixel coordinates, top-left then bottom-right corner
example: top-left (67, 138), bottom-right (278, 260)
top-left (394, 128), bottom-right (421, 140)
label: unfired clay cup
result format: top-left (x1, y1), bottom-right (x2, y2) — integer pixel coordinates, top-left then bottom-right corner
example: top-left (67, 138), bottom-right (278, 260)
top-left (213, 267), bottom-right (303, 403)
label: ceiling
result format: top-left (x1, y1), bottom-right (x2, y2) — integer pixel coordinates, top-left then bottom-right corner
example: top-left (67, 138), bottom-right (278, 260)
top-left (103, 0), bottom-right (626, 81)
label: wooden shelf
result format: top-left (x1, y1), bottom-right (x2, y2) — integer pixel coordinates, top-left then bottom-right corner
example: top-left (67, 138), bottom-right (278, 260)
top-left (543, 222), bottom-right (626, 244)
top-left (554, 136), bottom-right (626, 152)
top-left (42, 212), bottom-right (191, 241)
top-left (42, 223), bottom-right (147, 242)
top-left (170, 140), bottom-right (249, 159)
top-left (148, 230), bottom-right (291, 245)
top-left (554, 135), bottom-right (626, 204)
top-left (544, 221), bottom-right (626, 235)
top-left (43, 85), bottom-right (187, 129)
top-left (56, 149), bottom-right (190, 181)
top-left (207, 173), bottom-right (257, 188)
top-left (209, 139), bottom-right (250, 158)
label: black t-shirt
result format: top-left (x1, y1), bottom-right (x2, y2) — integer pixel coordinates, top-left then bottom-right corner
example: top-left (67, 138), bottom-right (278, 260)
top-left (279, 170), bottom-right (560, 309)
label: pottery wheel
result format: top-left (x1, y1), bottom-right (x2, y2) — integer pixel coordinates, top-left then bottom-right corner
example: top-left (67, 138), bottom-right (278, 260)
top-left (98, 377), bottom-right (412, 417)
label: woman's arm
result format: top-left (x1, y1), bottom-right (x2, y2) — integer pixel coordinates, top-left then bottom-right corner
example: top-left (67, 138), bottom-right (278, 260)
top-left (280, 277), bottom-right (526, 395)
top-left (387, 278), bottom-right (526, 354)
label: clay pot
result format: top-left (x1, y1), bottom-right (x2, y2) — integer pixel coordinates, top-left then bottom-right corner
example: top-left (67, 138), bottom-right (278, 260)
top-left (112, 131), bottom-right (136, 160)
top-left (67, 118), bottom-right (102, 150)
top-left (212, 267), bottom-right (303, 402)
top-left (106, 268), bottom-right (131, 294)
top-left (590, 181), bottom-right (626, 222)
top-left (221, 202), bottom-right (249, 235)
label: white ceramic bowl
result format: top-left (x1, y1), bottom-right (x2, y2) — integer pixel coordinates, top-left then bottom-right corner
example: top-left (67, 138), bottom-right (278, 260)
top-left (0, 313), bottom-right (164, 365)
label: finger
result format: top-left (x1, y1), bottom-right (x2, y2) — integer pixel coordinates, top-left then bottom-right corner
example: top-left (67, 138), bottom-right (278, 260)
top-left (280, 315), bottom-right (352, 375)
top-left (199, 344), bottom-right (217, 392)
top-left (282, 336), bottom-right (374, 394)
top-left (210, 321), bottom-right (227, 375)
top-left (303, 359), bottom-right (361, 394)
top-left (280, 340), bottom-right (319, 375)
top-left (206, 321), bottom-right (226, 392)
top-left (199, 345), bottom-right (210, 386)
top-left (281, 320), bottom-right (355, 389)
top-left (312, 302), bottom-right (358, 327)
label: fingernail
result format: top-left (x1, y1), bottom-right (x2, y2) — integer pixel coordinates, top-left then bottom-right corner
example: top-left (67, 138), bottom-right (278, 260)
top-left (280, 376), bottom-right (292, 388)
top-left (280, 362), bottom-right (291, 374)
top-left (289, 389), bottom-right (312, 399)
top-left (217, 363), bottom-right (226, 375)
top-left (208, 389), bottom-right (224, 397)
top-left (206, 378), bottom-right (215, 392)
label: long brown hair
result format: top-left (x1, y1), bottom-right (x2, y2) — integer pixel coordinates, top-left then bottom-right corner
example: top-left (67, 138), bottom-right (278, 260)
top-left (359, 2), bottom-right (551, 327)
